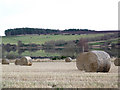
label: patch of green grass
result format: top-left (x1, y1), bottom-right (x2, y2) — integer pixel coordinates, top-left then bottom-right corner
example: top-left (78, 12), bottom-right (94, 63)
top-left (91, 48), bottom-right (103, 50)
top-left (89, 42), bottom-right (104, 45)
top-left (2, 34), bottom-right (107, 45)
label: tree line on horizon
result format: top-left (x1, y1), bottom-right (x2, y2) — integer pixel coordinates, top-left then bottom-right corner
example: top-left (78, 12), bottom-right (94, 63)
top-left (5, 27), bottom-right (119, 36)
top-left (5, 28), bottom-right (95, 36)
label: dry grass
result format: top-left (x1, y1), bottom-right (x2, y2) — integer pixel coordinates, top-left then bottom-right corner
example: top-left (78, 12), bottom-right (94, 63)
top-left (2, 61), bottom-right (118, 88)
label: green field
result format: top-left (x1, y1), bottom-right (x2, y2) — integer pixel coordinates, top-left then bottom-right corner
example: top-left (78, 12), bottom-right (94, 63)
top-left (2, 34), bottom-right (108, 45)
top-left (89, 38), bottom-right (119, 45)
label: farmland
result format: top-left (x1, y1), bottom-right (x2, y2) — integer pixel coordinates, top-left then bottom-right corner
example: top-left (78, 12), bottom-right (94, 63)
top-left (2, 60), bottom-right (118, 88)
top-left (2, 34), bottom-right (108, 45)
top-left (1, 32), bottom-right (119, 89)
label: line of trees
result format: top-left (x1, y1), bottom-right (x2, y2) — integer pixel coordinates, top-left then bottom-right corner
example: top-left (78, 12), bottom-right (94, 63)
top-left (5, 28), bottom-right (60, 36)
top-left (5, 27), bottom-right (120, 36)
top-left (5, 28), bottom-right (97, 36)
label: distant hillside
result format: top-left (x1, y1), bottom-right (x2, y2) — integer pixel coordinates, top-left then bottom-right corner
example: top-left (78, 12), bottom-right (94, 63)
top-left (5, 27), bottom-right (119, 36)
top-left (2, 34), bottom-right (108, 45)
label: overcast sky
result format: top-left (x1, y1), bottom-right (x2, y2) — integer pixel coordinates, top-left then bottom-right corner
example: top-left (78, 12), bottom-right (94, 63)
top-left (0, 0), bottom-right (119, 36)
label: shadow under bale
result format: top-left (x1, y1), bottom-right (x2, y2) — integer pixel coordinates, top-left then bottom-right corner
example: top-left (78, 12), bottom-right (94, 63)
top-left (2, 59), bottom-right (10, 65)
top-left (15, 56), bottom-right (32, 66)
top-left (76, 50), bottom-right (111, 72)
top-left (65, 57), bottom-right (72, 62)
top-left (114, 58), bottom-right (120, 66)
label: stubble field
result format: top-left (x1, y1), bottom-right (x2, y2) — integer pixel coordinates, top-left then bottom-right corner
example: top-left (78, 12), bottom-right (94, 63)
top-left (2, 61), bottom-right (118, 88)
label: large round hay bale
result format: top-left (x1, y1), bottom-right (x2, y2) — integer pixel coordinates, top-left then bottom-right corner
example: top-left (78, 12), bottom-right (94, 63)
top-left (114, 58), bottom-right (120, 66)
top-left (2, 59), bottom-right (9, 65)
top-left (76, 50), bottom-right (111, 72)
top-left (20, 56), bottom-right (32, 66)
top-left (65, 57), bottom-right (72, 62)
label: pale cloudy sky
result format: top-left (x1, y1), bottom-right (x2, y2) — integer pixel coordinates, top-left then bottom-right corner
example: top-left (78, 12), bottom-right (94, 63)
top-left (0, 0), bottom-right (119, 36)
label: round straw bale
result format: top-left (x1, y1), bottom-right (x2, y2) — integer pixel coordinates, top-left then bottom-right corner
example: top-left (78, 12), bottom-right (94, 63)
top-left (114, 58), bottom-right (120, 66)
top-left (76, 50), bottom-right (111, 72)
top-left (2, 59), bottom-right (9, 65)
top-left (20, 56), bottom-right (32, 66)
top-left (65, 57), bottom-right (72, 62)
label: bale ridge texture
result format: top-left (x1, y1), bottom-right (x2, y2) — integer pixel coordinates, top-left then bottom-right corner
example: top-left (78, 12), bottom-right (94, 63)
top-left (15, 59), bottom-right (21, 65)
top-left (65, 57), bottom-right (72, 62)
top-left (114, 58), bottom-right (120, 66)
top-left (15, 56), bottom-right (32, 66)
top-left (76, 50), bottom-right (111, 72)
top-left (2, 59), bottom-right (9, 65)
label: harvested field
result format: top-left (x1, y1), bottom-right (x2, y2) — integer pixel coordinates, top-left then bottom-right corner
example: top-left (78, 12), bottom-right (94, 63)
top-left (2, 61), bottom-right (118, 88)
